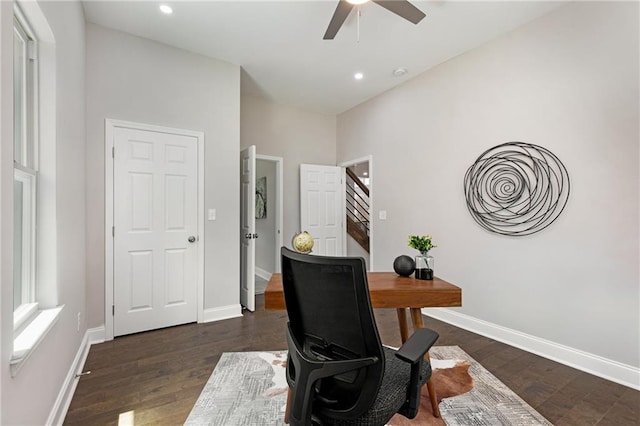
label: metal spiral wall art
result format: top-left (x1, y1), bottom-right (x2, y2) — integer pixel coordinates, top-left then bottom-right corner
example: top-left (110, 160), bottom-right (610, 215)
top-left (464, 142), bottom-right (570, 236)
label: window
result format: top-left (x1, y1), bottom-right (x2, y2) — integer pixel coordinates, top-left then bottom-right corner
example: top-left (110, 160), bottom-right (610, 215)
top-left (13, 8), bottom-right (39, 329)
top-left (10, 2), bottom-right (61, 376)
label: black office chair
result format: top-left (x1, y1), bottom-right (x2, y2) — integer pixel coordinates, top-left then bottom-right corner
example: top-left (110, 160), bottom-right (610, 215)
top-left (281, 247), bottom-right (439, 426)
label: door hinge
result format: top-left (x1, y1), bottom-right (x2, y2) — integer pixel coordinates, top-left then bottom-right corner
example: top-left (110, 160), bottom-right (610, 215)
top-left (112, 147), bottom-right (115, 158)
top-left (112, 226), bottom-right (115, 237)
top-left (112, 305), bottom-right (115, 316)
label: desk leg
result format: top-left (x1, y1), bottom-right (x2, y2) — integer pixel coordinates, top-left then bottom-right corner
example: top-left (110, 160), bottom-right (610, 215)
top-left (284, 389), bottom-right (292, 424)
top-left (396, 308), bottom-right (410, 343)
top-left (410, 308), bottom-right (441, 418)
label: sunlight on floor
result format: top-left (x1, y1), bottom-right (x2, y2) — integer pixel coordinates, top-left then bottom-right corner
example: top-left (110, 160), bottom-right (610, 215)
top-left (118, 410), bottom-right (135, 426)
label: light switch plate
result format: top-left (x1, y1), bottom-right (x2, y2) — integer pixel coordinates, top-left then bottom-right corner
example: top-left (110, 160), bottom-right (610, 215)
top-left (208, 209), bottom-right (216, 221)
top-left (379, 210), bottom-right (387, 220)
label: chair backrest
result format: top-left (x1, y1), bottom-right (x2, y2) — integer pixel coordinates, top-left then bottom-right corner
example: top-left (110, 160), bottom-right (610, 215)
top-left (281, 247), bottom-right (384, 419)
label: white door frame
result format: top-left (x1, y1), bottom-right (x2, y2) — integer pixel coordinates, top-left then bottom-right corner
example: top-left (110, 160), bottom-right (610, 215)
top-left (104, 119), bottom-right (205, 341)
top-left (255, 154), bottom-right (284, 273)
top-left (339, 155), bottom-right (374, 270)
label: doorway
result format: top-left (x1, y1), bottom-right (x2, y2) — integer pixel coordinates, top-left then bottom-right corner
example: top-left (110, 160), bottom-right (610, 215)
top-left (300, 164), bottom-right (345, 256)
top-left (254, 155), bottom-right (283, 293)
top-left (339, 156), bottom-right (373, 270)
top-left (105, 119), bottom-right (205, 340)
top-left (240, 147), bottom-right (283, 311)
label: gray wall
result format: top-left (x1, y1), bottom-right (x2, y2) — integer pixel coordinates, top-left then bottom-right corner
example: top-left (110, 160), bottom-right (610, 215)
top-left (85, 24), bottom-right (241, 326)
top-left (241, 95), bottom-right (337, 246)
top-left (337, 1), bottom-right (639, 370)
top-left (1, 1), bottom-right (87, 423)
top-left (346, 235), bottom-right (369, 270)
top-left (255, 159), bottom-right (276, 274)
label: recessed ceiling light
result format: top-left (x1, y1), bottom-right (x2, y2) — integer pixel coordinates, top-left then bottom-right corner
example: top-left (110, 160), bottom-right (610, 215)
top-left (347, 0), bottom-right (370, 5)
top-left (354, 72), bottom-right (364, 80)
top-left (159, 4), bottom-right (173, 15)
top-left (393, 67), bottom-right (408, 77)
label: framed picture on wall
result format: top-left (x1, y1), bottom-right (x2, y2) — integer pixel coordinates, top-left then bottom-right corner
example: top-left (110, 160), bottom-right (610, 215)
top-left (256, 176), bottom-right (267, 219)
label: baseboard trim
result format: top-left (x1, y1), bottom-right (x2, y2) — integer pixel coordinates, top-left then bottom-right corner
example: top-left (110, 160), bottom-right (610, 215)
top-left (46, 326), bottom-right (105, 426)
top-left (87, 325), bottom-right (106, 345)
top-left (424, 308), bottom-right (640, 390)
top-left (255, 267), bottom-right (272, 281)
top-left (203, 304), bottom-right (243, 323)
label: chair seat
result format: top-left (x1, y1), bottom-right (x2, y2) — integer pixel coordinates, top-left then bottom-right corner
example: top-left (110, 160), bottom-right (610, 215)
top-left (318, 347), bottom-right (432, 426)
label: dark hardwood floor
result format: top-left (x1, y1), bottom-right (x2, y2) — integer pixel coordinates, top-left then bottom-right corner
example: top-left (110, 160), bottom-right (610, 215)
top-left (64, 295), bottom-right (639, 425)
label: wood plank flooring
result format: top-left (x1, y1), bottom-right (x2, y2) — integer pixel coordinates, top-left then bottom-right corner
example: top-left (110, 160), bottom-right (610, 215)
top-left (64, 295), bottom-right (639, 425)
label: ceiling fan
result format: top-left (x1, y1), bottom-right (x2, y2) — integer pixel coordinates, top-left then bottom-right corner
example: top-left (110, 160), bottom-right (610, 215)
top-left (323, 0), bottom-right (426, 40)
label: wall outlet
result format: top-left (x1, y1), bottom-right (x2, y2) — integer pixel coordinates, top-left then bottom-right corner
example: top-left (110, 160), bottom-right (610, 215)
top-left (77, 312), bottom-right (81, 332)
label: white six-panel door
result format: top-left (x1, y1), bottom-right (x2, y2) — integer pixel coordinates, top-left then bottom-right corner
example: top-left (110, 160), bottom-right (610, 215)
top-left (300, 164), bottom-right (344, 256)
top-left (240, 146), bottom-right (256, 312)
top-left (113, 127), bottom-right (199, 336)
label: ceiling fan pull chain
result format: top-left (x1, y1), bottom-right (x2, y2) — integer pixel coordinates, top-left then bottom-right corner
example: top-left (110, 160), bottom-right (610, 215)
top-left (357, 6), bottom-right (361, 42)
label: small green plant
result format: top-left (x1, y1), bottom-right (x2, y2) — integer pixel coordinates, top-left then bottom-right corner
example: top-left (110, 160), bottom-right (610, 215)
top-left (408, 235), bottom-right (437, 253)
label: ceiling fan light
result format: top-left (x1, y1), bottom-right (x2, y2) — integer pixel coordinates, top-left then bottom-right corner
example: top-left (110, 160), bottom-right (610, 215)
top-left (159, 4), bottom-right (173, 15)
top-left (347, 0), bottom-right (370, 5)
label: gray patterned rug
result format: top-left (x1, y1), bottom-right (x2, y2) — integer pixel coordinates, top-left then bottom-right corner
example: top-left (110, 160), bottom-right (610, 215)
top-left (185, 346), bottom-right (552, 425)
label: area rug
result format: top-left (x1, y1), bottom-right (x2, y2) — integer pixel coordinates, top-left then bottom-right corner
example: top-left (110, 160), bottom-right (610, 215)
top-left (185, 346), bottom-right (552, 425)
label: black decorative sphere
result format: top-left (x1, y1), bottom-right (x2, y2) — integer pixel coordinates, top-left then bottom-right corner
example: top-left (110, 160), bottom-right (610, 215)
top-left (393, 255), bottom-right (415, 277)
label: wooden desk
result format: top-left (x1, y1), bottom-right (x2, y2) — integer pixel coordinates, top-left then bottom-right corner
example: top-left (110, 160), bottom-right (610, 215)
top-left (265, 272), bottom-right (462, 419)
top-left (265, 272), bottom-right (462, 310)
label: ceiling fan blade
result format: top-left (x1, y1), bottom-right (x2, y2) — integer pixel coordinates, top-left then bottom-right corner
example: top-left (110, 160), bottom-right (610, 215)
top-left (323, 0), bottom-right (355, 40)
top-left (373, 0), bottom-right (426, 24)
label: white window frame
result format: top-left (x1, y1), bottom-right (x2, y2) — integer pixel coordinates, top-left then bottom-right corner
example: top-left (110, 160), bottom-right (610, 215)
top-left (13, 167), bottom-right (37, 330)
top-left (10, 1), bottom-right (63, 377)
top-left (13, 4), bottom-right (39, 328)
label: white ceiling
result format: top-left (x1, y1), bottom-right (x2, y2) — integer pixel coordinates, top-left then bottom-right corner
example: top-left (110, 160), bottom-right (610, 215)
top-left (82, 1), bottom-right (566, 115)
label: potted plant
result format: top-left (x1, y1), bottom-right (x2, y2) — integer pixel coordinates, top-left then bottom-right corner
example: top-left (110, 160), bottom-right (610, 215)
top-left (408, 235), bottom-right (436, 280)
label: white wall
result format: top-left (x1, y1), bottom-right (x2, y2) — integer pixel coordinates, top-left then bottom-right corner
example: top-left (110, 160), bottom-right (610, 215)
top-left (337, 1), bottom-right (639, 372)
top-left (1, 1), bottom-right (87, 424)
top-left (255, 159), bottom-right (276, 274)
top-left (85, 24), bottom-right (241, 326)
top-left (241, 95), bottom-right (337, 245)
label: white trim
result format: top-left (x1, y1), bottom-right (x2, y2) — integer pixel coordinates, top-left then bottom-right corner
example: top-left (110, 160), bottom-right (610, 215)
top-left (104, 119), bottom-right (205, 340)
top-left (14, 166), bottom-right (37, 311)
top-left (14, 0), bottom-right (54, 43)
top-left (255, 266), bottom-right (272, 281)
top-left (104, 121), bottom-right (114, 340)
top-left (255, 154), bottom-right (283, 273)
top-left (338, 155), bottom-right (374, 269)
top-left (13, 302), bottom-right (38, 332)
top-left (424, 308), bottom-right (640, 390)
top-left (203, 304), bottom-right (243, 323)
top-left (46, 326), bottom-right (105, 426)
top-left (196, 124), bottom-right (205, 324)
top-left (10, 305), bottom-right (63, 376)
top-left (87, 325), bottom-right (106, 345)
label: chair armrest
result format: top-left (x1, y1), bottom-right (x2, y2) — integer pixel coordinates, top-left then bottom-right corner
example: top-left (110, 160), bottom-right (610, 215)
top-left (395, 328), bottom-right (439, 364)
top-left (394, 328), bottom-right (439, 420)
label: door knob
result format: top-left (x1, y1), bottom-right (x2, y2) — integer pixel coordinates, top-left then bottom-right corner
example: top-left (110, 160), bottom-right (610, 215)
top-left (188, 236), bottom-right (196, 243)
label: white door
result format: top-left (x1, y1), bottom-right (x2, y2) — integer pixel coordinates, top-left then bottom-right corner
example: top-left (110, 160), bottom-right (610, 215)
top-left (300, 164), bottom-right (344, 256)
top-left (240, 146), bottom-right (256, 311)
top-left (113, 127), bottom-right (199, 336)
